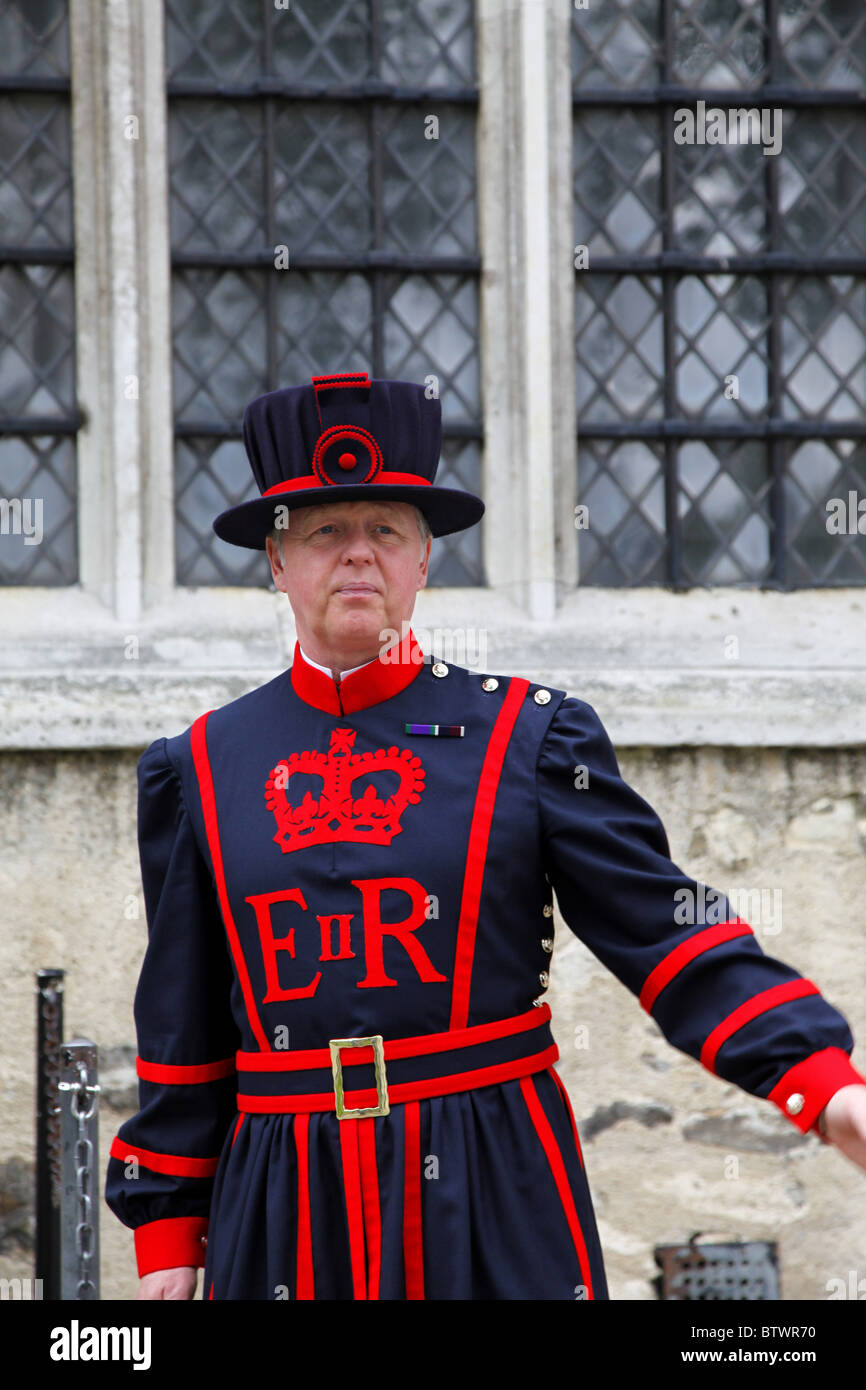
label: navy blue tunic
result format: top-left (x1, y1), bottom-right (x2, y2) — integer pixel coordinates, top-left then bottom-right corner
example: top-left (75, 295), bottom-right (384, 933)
top-left (104, 629), bottom-right (865, 1299)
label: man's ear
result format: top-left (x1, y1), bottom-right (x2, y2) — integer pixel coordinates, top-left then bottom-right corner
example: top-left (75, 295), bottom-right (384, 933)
top-left (265, 535), bottom-right (288, 594)
top-left (417, 535), bottom-right (432, 590)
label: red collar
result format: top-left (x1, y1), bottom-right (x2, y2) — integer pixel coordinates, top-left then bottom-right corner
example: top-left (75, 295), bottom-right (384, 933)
top-left (290, 627), bottom-right (426, 714)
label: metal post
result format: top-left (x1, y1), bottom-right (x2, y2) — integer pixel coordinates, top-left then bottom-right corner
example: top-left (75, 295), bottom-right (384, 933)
top-left (35, 968), bottom-right (64, 1299)
top-left (58, 1040), bottom-right (100, 1300)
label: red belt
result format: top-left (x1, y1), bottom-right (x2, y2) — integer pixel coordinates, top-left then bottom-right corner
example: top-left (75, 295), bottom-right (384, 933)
top-left (235, 1003), bottom-right (558, 1116)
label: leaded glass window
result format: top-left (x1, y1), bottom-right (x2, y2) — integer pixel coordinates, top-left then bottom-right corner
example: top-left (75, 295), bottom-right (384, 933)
top-left (166, 0), bottom-right (483, 587)
top-left (573, 0), bottom-right (866, 588)
top-left (0, 0), bottom-right (77, 586)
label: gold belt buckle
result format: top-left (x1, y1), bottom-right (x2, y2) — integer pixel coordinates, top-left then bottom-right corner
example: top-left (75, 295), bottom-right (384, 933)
top-left (329, 1034), bottom-right (390, 1120)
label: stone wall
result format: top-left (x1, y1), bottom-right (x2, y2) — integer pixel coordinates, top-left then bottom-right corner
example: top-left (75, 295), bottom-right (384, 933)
top-left (1, 742), bottom-right (864, 1301)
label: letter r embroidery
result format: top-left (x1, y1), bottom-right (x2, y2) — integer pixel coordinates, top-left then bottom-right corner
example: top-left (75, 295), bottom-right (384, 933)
top-left (352, 877), bottom-right (448, 989)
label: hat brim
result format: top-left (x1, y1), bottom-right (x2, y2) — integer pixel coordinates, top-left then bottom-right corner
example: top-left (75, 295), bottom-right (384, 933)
top-left (212, 484), bottom-right (485, 549)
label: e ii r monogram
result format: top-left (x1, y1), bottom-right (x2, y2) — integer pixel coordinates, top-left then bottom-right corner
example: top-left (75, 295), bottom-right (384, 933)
top-left (246, 878), bottom-right (447, 1002)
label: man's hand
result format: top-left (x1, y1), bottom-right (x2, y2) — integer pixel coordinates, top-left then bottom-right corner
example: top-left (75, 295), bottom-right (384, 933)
top-left (137, 1267), bottom-right (199, 1300)
top-left (819, 1084), bottom-right (866, 1171)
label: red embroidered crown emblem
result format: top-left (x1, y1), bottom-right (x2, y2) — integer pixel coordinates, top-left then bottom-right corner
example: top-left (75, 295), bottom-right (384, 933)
top-left (265, 727), bottom-right (425, 853)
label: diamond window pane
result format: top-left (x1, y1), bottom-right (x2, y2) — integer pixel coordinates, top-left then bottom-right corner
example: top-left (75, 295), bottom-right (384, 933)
top-left (678, 441), bottom-right (772, 584)
top-left (673, 138), bottom-right (769, 256)
top-left (165, 0), bottom-right (266, 84)
top-left (673, 0), bottom-right (767, 87)
top-left (577, 441), bottom-right (667, 585)
top-left (175, 436), bottom-right (273, 585)
top-left (0, 433), bottom-right (77, 585)
top-left (172, 269), bottom-right (269, 425)
top-left (382, 105), bottom-right (477, 257)
top-left (571, 0), bottom-right (660, 90)
top-left (780, 277), bottom-right (866, 420)
top-left (275, 273), bottom-right (374, 383)
top-left (573, 110), bottom-right (661, 257)
top-left (168, 102), bottom-right (265, 254)
top-left (0, 264), bottom-right (76, 416)
top-left (676, 275), bottom-right (768, 419)
top-left (274, 106), bottom-right (372, 256)
top-left (270, 0), bottom-right (372, 84)
top-left (778, 110), bottom-right (866, 258)
top-left (575, 275), bottom-right (665, 423)
top-left (380, 0), bottom-right (475, 86)
top-left (0, 96), bottom-right (73, 248)
top-left (427, 437), bottom-right (483, 585)
top-left (785, 441), bottom-right (866, 584)
top-left (778, 0), bottom-right (866, 88)
top-left (0, 0), bottom-right (69, 80)
top-left (274, 1), bottom-right (375, 84)
top-left (383, 274), bottom-right (479, 418)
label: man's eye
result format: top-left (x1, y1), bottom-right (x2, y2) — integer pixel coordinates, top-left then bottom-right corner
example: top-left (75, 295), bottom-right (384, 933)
top-left (311, 522), bottom-right (395, 536)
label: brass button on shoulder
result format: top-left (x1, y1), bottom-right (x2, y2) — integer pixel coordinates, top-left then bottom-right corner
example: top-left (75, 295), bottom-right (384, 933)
top-left (785, 1092), bottom-right (805, 1116)
top-left (431, 661), bottom-right (449, 678)
top-left (541, 937), bottom-right (553, 953)
top-left (533, 689), bottom-right (551, 705)
top-left (481, 677), bottom-right (498, 691)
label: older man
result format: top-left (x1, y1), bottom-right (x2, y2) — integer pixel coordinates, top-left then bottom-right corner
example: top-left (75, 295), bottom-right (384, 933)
top-left (265, 496), bottom-right (433, 681)
top-left (106, 372), bottom-right (866, 1301)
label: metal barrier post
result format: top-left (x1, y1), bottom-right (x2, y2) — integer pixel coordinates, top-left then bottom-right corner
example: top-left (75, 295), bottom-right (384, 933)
top-left (35, 968), bottom-right (64, 1299)
top-left (58, 1039), bottom-right (100, 1300)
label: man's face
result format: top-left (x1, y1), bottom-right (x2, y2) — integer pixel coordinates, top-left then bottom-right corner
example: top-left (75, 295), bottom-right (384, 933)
top-left (265, 499), bottom-right (432, 663)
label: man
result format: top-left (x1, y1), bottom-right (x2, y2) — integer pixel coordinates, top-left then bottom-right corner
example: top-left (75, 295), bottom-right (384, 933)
top-left (105, 372), bottom-right (866, 1300)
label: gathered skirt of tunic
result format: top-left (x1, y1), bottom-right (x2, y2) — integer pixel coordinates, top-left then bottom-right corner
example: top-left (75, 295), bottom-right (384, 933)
top-left (202, 1068), bottom-right (609, 1301)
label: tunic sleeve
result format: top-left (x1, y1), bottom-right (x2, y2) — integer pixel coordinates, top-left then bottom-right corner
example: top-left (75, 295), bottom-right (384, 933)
top-left (104, 736), bottom-right (241, 1278)
top-left (536, 696), bottom-right (866, 1136)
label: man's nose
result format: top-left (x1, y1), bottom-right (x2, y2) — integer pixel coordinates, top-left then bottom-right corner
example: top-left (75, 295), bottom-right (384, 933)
top-left (340, 527), bottom-right (376, 558)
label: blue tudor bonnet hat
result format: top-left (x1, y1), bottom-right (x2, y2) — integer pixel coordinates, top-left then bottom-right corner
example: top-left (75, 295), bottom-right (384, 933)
top-left (212, 371), bottom-right (485, 549)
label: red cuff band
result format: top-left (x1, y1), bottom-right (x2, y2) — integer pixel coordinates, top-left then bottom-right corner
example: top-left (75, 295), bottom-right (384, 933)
top-left (134, 1216), bottom-right (209, 1278)
top-left (767, 1047), bottom-right (866, 1135)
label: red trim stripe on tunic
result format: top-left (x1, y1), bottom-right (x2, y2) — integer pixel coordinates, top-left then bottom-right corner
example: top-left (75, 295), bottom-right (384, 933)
top-left (237, 1002), bottom-right (551, 1070)
top-left (190, 712), bottom-right (270, 1052)
top-left (136, 1055), bottom-right (237, 1084)
top-left (550, 1067), bottom-right (584, 1171)
top-left (449, 677), bottom-right (530, 1030)
top-left (358, 1120), bottom-right (382, 1301)
top-left (519, 1075), bottom-right (595, 1298)
top-left (295, 1114), bottom-right (315, 1299)
top-left (701, 978), bottom-right (820, 1073)
top-left (230, 1114), bottom-right (245, 1148)
top-left (403, 1101), bottom-right (425, 1299)
top-left (639, 919), bottom-right (754, 1013)
top-left (110, 1135), bottom-right (220, 1179)
top-left (339, 1119), bottom-right (367, 1300)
